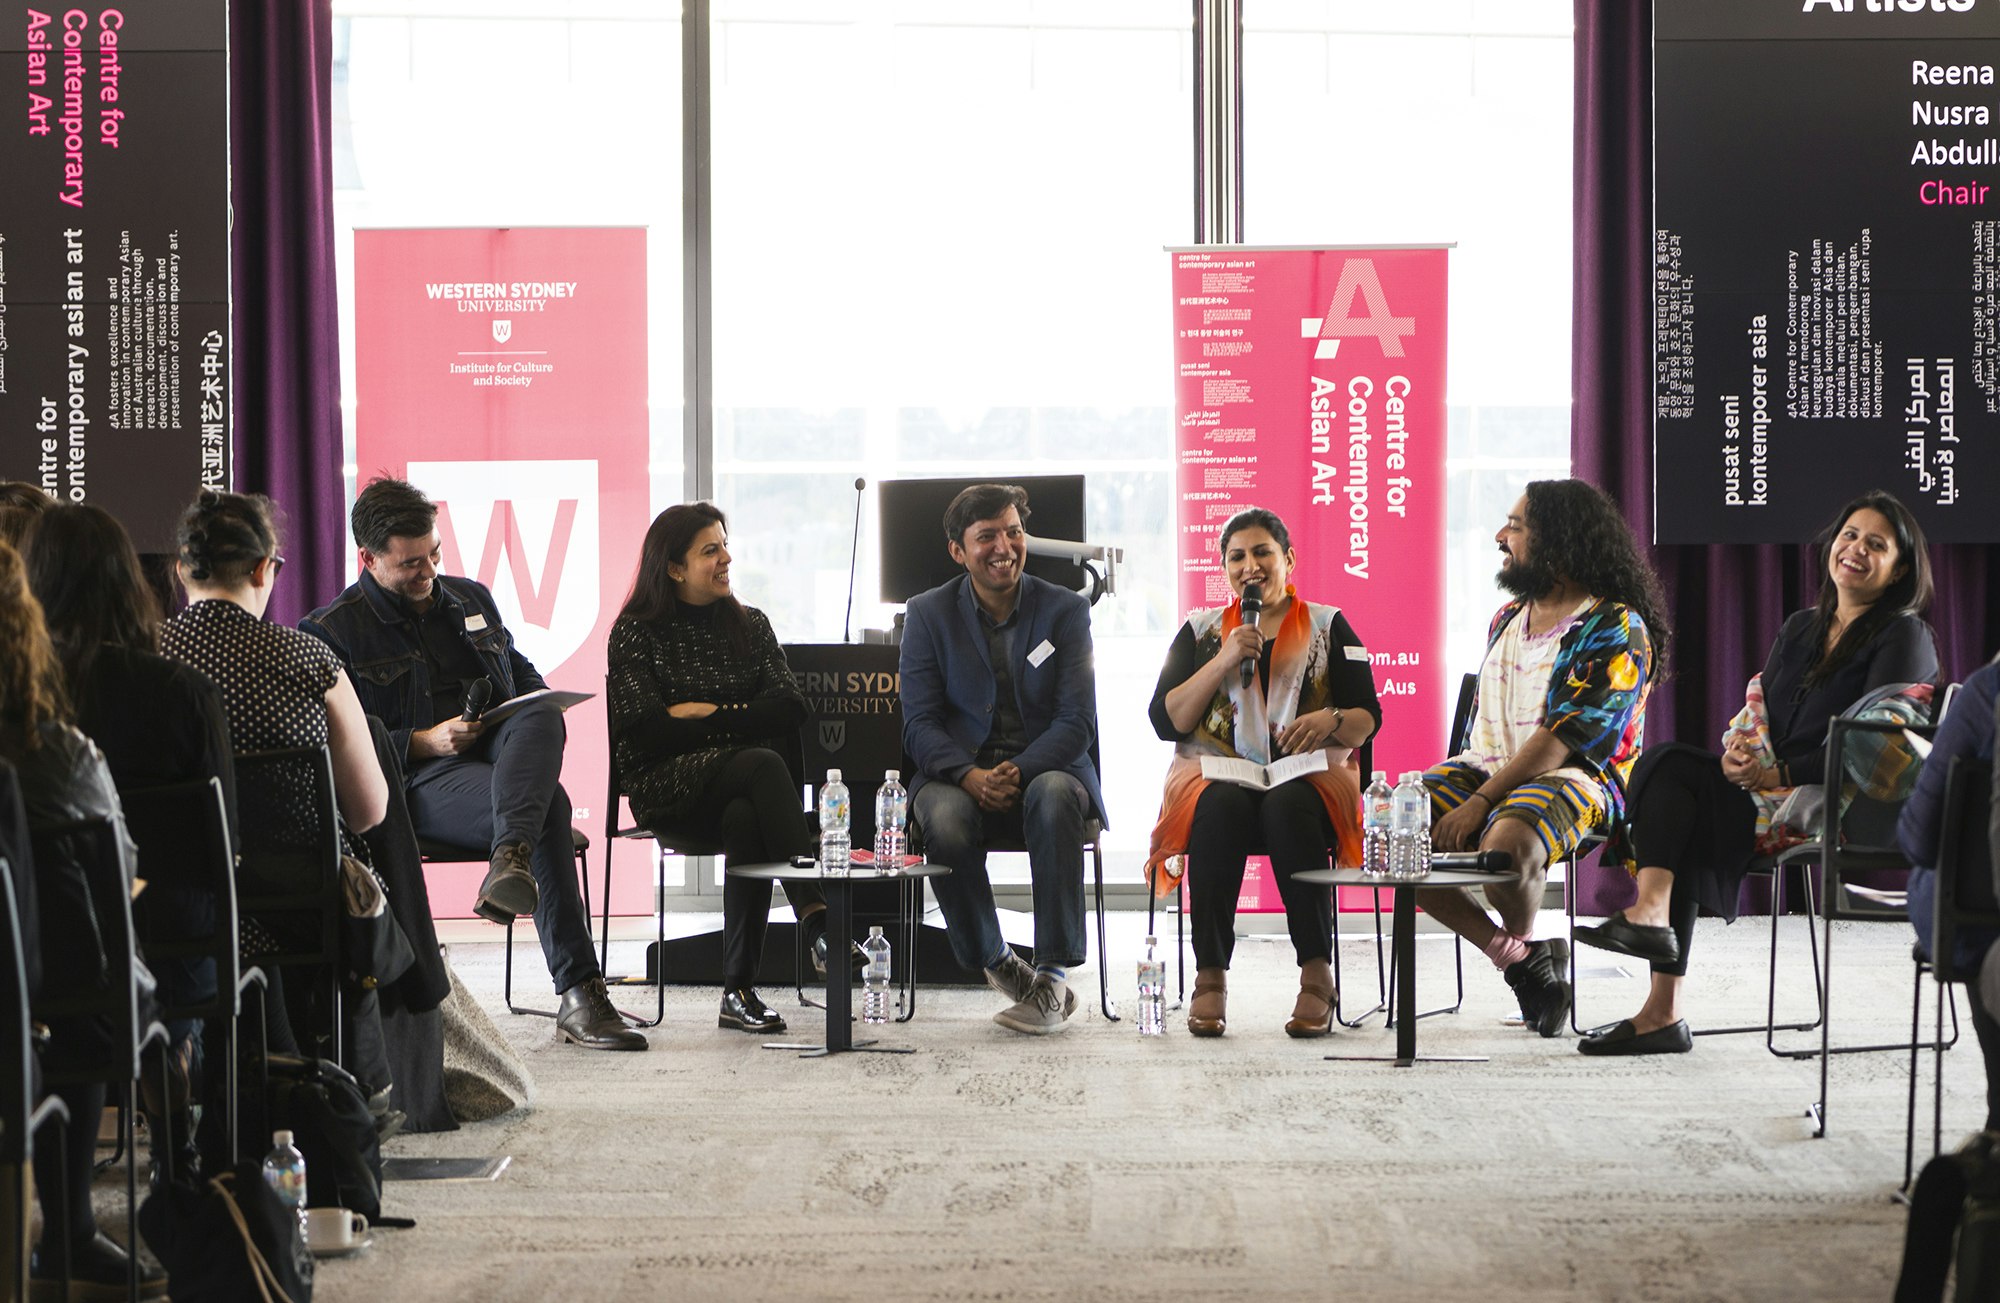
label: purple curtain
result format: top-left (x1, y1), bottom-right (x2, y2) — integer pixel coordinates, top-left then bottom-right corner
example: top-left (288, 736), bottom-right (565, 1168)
top-left (229, 0), bottom-right (344, 627)
top-left (1570, 0), bottom-right (1999, 911)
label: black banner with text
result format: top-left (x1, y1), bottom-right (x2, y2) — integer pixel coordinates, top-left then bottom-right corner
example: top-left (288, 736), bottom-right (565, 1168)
top-left (1655, 0), bottom-right (2000, 543)
top-left (0, 2), bottom-right (229, 551)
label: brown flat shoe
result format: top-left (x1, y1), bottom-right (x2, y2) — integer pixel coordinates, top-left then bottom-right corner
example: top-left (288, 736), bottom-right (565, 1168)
top-left (1188, 967), bottom-right (1227, 1037)
top-left (1284, 957), bottom-right (1335, 1038)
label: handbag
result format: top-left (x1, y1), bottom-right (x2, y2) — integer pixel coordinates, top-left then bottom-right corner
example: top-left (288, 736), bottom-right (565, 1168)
top-left (339, 853), bottom-right (415, 990)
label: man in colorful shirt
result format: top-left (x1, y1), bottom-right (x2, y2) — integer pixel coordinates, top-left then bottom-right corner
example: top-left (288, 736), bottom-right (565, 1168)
top-left (1416, 479), bottom-right (1668, 1037)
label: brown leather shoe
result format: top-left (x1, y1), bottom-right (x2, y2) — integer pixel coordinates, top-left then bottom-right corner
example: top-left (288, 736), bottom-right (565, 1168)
top-left (1188, 967), bottom-right (1227, 1037)
top-left (1285, 957), bottom-right (1336, 1038)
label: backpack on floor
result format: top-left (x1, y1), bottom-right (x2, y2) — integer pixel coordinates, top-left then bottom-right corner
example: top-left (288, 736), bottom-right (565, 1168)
top-left (139, 1164), bottom-right (314, 1303)
top-left (259, 1053), bottom-right (384, 1220)
top-left (1898, 1131), bottom-right (2000, 1302)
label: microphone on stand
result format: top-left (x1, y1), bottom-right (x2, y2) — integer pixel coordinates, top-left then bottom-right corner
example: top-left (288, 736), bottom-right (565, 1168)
top-left (1238, 582), bottom-right (1263, 689)
top-left (843, 476), bottom-right (866, 643)
top-left (461, 678), bottom-right (493, 722)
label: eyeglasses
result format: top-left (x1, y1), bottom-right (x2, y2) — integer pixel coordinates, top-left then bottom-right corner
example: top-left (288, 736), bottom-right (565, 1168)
top-left (267, 555), bottom-right (286, 580)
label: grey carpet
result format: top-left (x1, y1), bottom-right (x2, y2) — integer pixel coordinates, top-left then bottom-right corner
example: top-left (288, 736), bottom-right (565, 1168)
top-left (305, 912), bottom-right (1986, 1301)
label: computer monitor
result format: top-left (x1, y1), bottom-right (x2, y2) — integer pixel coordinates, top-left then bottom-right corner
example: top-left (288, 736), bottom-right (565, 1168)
top-left (877, 475), bottom-right (1087, 605)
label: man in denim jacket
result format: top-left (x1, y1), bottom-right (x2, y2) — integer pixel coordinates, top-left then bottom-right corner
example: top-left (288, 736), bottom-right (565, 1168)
top-left (301, 477), bottom-right (643, 1051)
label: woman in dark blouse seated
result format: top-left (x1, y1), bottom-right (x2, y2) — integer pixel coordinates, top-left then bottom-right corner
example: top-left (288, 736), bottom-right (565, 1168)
top-left (1145, 508), bottom-right (1382, 1038)
top-left (1575, 490), bottom-right (1939, 1055)
top-left (607, 503), bottom-right (831, 1035)
top-left (0, 539), bottom-right (168, 1295)
top-left (24, 503), bottom-right (236, 1180)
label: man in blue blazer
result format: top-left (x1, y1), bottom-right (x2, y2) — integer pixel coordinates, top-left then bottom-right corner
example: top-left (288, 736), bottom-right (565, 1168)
top-left (900, 484), bottom-right (1105, 1034)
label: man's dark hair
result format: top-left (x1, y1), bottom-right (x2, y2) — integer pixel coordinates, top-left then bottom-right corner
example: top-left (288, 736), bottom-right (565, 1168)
top-left (351, 476), bottom-right (439, 554)
top-left (1514, 479), bottom-right (1673, 681)
top-left (1805, 489), bottom-right (1934, 688)
top-left (942, 484), bottom-right (1030, 548)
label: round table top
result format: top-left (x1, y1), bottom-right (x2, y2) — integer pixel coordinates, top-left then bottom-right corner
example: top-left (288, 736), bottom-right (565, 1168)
top-left (1295, 866), bottom-right (1512, 890)
top-left (724, 857), bottom-right (949, 882)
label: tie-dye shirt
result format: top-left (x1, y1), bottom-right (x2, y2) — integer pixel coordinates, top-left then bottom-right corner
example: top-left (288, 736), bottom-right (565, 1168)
top-left (1454, 596), bottom-right (1653, 826)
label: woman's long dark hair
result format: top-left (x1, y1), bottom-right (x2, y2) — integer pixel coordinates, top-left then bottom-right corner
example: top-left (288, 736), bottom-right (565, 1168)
top-left (618, 502), bottom-right (752, 655)
top-left (1522, 479), bottom-right (1674, 682)
top-left (0, 540), bottom-right (69, 758)
top-left (1804, 489), bottom-right (1934, 688)
top-left (22, 504), bottom-right (162, 719)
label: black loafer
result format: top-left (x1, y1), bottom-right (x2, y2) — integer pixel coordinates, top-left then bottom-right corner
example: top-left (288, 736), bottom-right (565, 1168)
top-left (719, 987), bottom-right (788, 1033)
top-left (1577, 1018), bottom-right (1693, 1056)
top-left (1574, 910), bottom-right (1681, 965)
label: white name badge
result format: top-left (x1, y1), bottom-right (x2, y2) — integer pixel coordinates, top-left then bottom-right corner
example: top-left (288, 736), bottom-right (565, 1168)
top-left (464, 614), bottom-right (488, 632)
top-left (1344, 645), bottom-right (1369, 661)
top-left (1026, 639), bottom-right (1055, 668)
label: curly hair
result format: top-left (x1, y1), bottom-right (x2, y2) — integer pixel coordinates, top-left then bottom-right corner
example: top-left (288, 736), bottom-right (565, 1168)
top-left (0, 539), bottom-right (69, 756)
top-left (1521, 479), bottom-right (1674, 681)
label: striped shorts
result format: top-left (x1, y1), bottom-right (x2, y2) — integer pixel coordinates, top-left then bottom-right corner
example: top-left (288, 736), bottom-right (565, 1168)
top-left (1421, 759), bottom-right (1606, 865)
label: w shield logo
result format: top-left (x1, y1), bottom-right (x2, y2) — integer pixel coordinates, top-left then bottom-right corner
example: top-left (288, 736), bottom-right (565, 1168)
top-left (492, 320), bottom-right (513, 344)
top-left (410, 459), bottom-right (600, 672)
top-left (819, 721), bottom-right (847, 754)
top-left (1298, 258), bottom-right (1416, 359)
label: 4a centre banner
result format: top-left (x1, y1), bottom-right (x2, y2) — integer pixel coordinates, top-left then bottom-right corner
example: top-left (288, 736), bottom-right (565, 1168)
top-left (354, 227), bottom-right (649, 918)
top-left (0, 1), bottom-right (230, 549)
top-left (1169, 245), bottom-right (1448, 909)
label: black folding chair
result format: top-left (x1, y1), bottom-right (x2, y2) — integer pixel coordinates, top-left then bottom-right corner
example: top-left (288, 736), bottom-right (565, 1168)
top-left (119, 776), bottom-right (268, 1166)
top-left (0, 855), bottom-right (71, 1301)
top-left (1907, 755), bottom-right (1995, 1189)
top-left (413, 827), bottom-right (593, 1020)
top-left (31, 814), bottom-right (170, 1302)
top-left (233, 745), bottom-right (345, 1068)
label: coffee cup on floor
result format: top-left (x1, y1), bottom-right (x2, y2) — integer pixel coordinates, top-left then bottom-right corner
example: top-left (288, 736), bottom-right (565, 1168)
top-left (306, 1206), bottom-right (368, 1253)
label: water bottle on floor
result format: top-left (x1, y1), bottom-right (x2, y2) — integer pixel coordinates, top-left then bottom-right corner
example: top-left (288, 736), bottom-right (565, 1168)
top-left (819, 769), bottom-right (851, 877)
top-left (262, 1129), bottom-right (308, 1241)
top-left (861, 925), bottom-right (892, 1023)
top-left (1389, 771), bottom-right (1431, 878)
top-left (1137, 935), bottom-right (1165, 1036)
top-left (873, 769), bottom-right (908, 869)
top-left (1362, 770), bottom-right (1394, 875)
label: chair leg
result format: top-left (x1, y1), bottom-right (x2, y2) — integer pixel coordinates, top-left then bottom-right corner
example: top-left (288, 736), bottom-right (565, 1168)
top-left (1903, 959), bottom-right (1926, 1195)
top-left (895, 875), bottom-right (920, 1023)
top-left (1811, 904), bottom-right (1835, 1137)
top-left (121, 1082), bottom-right (138, 1301)
top-left (1093, 843), bottom-right (1118, 1022)
top-left (1333, 888), bottom-right (1387, 1029)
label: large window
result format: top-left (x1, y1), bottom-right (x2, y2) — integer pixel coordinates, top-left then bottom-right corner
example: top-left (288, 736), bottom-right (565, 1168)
top-left (330, 0), bottom-right (1575, 894)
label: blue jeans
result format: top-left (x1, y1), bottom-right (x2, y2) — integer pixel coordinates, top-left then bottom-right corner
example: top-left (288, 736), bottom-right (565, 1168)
top-left (406, 703), bottom-right (598, 994)
top-left (913, 771), bottom-right (1089, 973)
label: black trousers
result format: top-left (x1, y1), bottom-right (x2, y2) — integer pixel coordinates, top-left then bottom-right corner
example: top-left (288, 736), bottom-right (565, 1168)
top-left (649, 748), bottom-right (821, 989)
top-left (1185, 781), bottom-right (1334, 971)
top-left (1971, 981), bottom-right (2000, 1132)
top-left (1626, 744), bottom-right (1761, 978)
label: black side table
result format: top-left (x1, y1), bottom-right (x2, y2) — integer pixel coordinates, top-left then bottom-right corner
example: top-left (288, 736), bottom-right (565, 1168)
top-left (725, 860), bottom-right (950, 1057)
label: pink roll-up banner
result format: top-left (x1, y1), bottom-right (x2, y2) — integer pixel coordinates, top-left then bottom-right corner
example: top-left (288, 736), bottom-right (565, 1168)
top-left (354, 227), bottom-right (650, 918)
top-left (1169, 246), bottom-right (1449, 912)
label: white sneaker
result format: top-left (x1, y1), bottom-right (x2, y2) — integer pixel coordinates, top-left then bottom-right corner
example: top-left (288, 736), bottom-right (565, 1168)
top-left (984, 950), bottom-right (1038, 1005)
top-left (993, 973), bottom-right (1076, 1035)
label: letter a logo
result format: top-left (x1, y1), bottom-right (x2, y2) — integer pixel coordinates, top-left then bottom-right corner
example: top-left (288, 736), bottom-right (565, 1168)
top-left (1298, 258), bottom-right (1416, 359)
top-left (492, 320), bottom-right (512, 344)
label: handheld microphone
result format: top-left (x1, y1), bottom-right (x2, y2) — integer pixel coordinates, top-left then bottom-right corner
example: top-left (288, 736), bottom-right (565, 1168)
top-left (843, 476), bottom-right (866, 643)
top-left (461, 678), bottom-right (493, 723)
top-left (1431, 850), bottom-right (1514, 876)
top-left (1238, 582), bottom-right (1263, 688)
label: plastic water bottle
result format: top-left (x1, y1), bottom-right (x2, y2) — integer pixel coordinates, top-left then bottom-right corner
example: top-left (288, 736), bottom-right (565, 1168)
top-left (1362, 770), bottom-right (1394, 876)
top-left (1390, 771), bottom-right (1431, 878)
top-left (873, 769), bottom-right (908, 870)
top-left (1137, 935), bottom-right (1165, 1036)
top-left (261, 1129), bottom-right (308, 1240)
top-left (860, 925), bottom-right (892, 1024)
top-left (818, 769), bottom-right (851, 877)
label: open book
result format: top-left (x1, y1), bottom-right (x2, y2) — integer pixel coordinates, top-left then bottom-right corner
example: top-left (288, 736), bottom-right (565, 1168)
top-left (480, 688), bottom-right (594, 726)
top-left (1200, 751), bottom-right (1328, 792)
